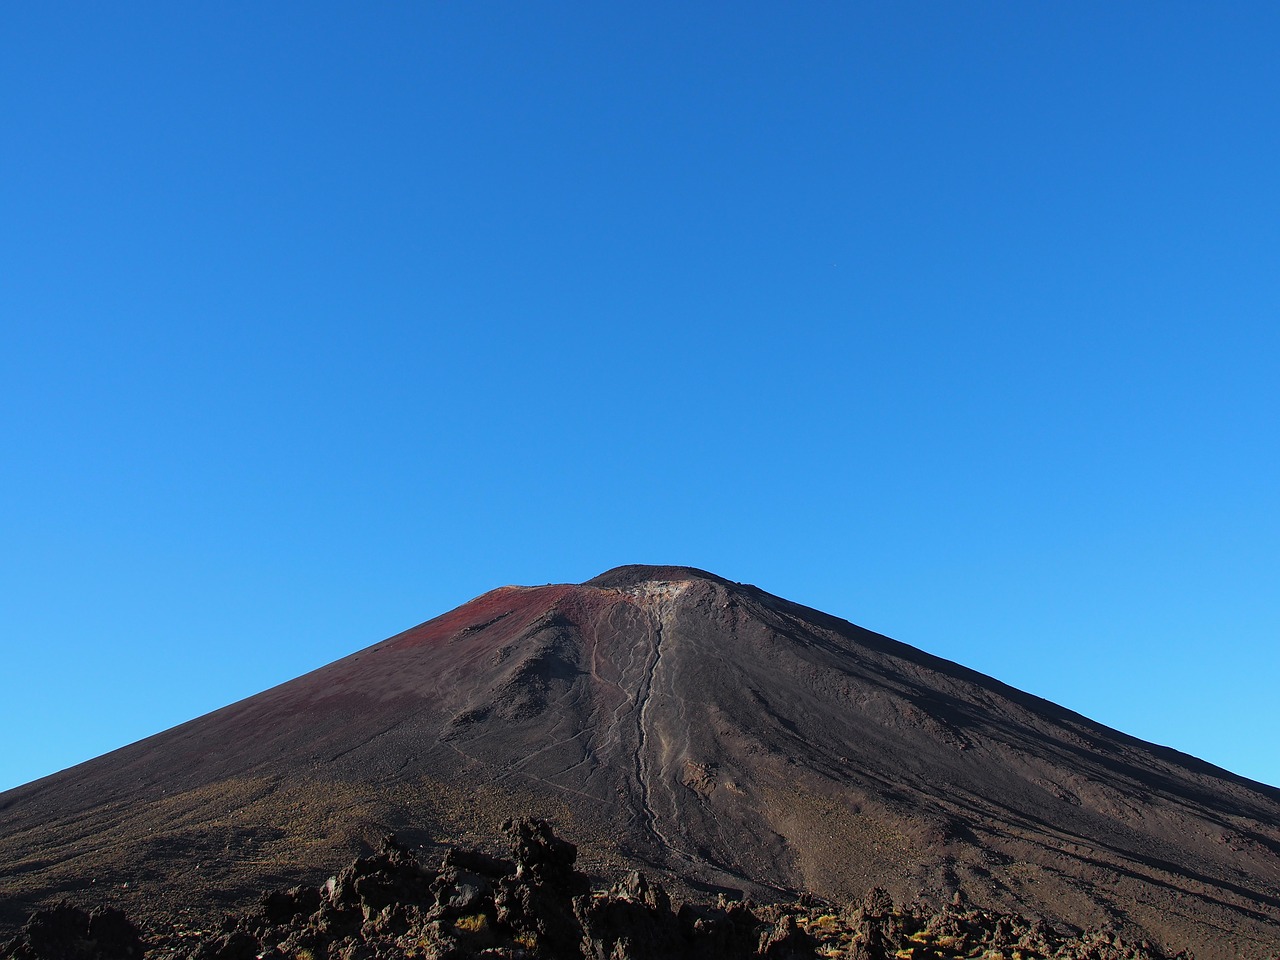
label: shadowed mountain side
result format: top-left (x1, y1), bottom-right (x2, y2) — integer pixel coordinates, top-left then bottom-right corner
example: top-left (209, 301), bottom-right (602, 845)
top-left (2, 566), bottom-right (1278, 959)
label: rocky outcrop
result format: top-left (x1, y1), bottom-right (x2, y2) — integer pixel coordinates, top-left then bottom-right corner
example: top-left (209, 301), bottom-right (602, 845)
top-left (2, 819), bottom-right (1194, 960)
top-left (0, 903), bottom-right (145, 960)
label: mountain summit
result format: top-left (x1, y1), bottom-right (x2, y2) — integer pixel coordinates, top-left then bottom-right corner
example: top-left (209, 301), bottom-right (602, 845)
top-left (3, 565), bottom-right (1278, 958)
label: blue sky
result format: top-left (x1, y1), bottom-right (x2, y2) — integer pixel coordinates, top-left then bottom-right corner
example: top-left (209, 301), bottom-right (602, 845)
top-left (2, 3), bottom-right (1277, 793)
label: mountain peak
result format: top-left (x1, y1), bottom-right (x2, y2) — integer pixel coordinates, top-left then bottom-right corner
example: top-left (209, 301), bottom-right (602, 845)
top-left (583, 564), bottom-right (733, 590)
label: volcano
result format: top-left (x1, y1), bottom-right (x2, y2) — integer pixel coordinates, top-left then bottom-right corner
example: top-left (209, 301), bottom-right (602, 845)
top-left (2, 565), bottom-right (1278, 958)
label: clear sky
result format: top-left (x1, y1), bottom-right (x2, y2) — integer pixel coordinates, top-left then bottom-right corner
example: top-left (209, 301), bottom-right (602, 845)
top-left (2, 3), bottom-right (1277, 794)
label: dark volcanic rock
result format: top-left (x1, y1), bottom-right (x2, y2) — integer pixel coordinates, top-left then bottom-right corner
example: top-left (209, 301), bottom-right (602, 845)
top-left (2, 903), bottom-right (145, 960)
top-left (495, 817), bottom-right (586, 959)
top-left (2, 565), bottom-right (1279, 959)
top-left (575, 871), bottom-right (684, 960)
top-left (2, 821), bottom-right (1199, 960)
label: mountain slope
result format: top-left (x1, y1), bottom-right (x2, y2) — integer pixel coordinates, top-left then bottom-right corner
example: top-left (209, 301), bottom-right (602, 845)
top-left (2, 565), bottom-right (1278, 958)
